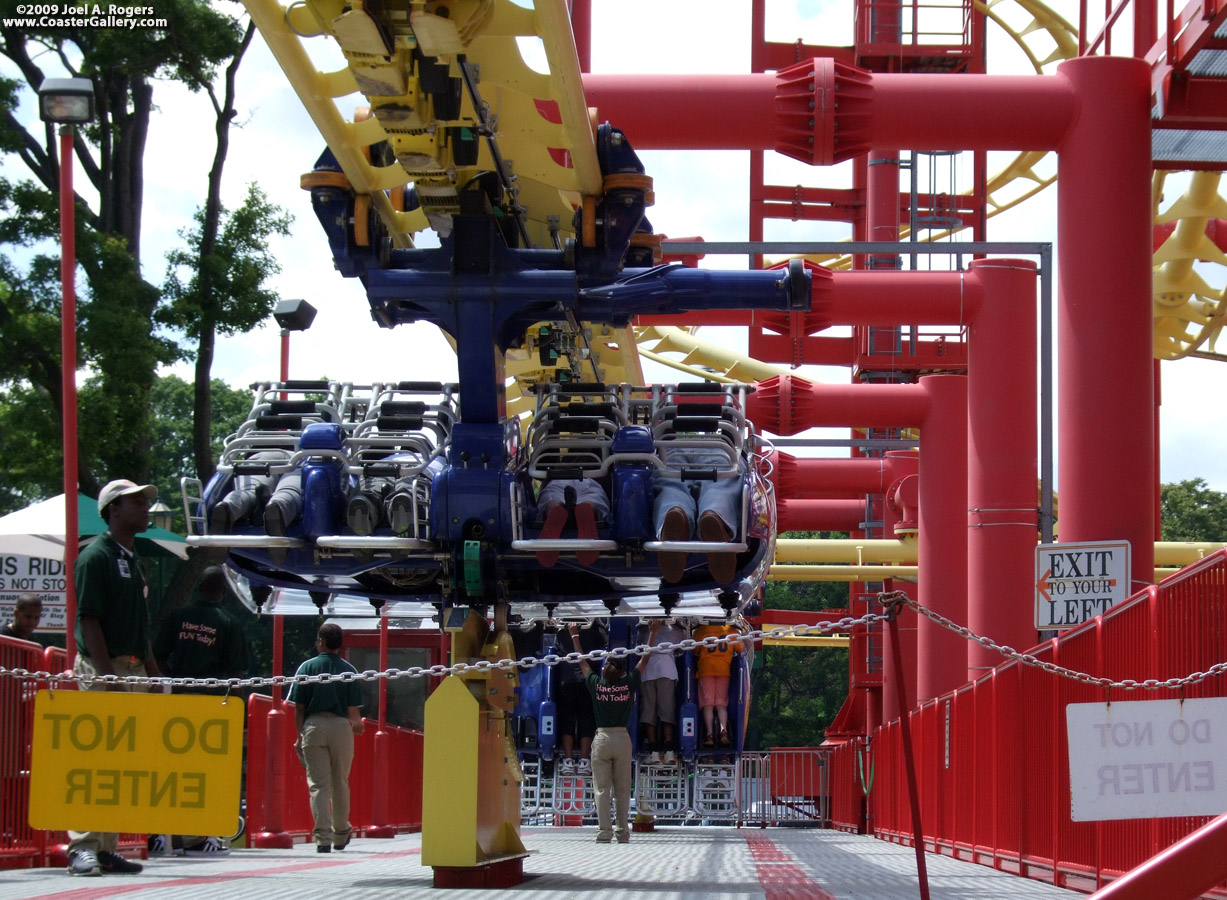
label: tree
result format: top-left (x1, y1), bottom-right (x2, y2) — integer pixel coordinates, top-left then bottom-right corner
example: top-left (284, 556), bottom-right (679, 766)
top-left (1160, 478), bottom-right (1227, 542)
top-left (161, 183), bottom-right (292, 480)
top-left (745, 531), bottom-right (853, 750)
top-left (0, 5), bottom-right (288, 503)
top-left (147, 374), bottom-right (254, 532)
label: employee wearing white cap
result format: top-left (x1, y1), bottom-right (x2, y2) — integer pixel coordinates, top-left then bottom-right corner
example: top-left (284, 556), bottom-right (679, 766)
top-left (65, 479), bottom-right (162, 878)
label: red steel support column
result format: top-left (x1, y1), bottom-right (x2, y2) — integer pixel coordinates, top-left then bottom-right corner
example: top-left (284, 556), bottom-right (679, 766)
top-left (59, 126), bottom-right (78, 669)
top-left (368, 611), bottom-right (396, 838)
top-left (569, 0), bottom-right (591, 72)
top-left (916, 374), bottom-right (968, 702)
top-left (255, 614), bottom-right (293, 848)
top-left (1055, 57), bottom-right (1154, 592)
top-left (965, 259), bottom-right (1038, 681)
top-left (866, 146), bottom-right (901, 270)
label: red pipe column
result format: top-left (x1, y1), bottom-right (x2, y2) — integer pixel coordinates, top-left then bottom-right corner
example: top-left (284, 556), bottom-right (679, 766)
top-left (965, 260), bottom-right (1038, 680)
top-left (1055, 57), bottom-right (1154, 592)
top-left (59, 127), bottom-right (79, 669)
top-left (916, 374), bottom-right (968, 701)
top-left (368, 611), bottom-right (396, 838)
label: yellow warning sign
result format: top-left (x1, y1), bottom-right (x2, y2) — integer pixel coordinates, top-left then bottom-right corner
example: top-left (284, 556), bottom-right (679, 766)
top-left (29, 689), bottom-right (243, 835)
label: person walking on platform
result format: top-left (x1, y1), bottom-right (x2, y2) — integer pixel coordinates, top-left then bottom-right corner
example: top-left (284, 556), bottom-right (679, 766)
top-left (66, 479), bottom-right (162, 877)
top-left (288, 623), bottom-right (365, 853)
top-left (569, 619), bottom-right (659, 844)
top-left (1, 594), bottom-right (42, 640)
top-left (150, 566), bottom-right (249, 857)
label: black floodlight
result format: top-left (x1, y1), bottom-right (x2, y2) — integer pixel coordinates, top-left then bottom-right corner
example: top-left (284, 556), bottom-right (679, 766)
top-left (273, 298), bottom-right (318, 332)
top-left (39, 78), bottom-right (95, 124)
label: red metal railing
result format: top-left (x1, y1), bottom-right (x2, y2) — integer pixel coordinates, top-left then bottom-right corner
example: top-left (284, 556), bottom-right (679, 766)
top-left (0, 642), bottom-right (146, 869)
top-left (0, 651), bottom-right (423, 868)
top-left (828, 549), bottom-right (1227, 895)
top-left (245, 693), bottom-right (423, 842)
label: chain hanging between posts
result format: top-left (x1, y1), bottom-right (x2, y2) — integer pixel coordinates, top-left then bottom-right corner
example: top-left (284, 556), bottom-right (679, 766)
top-left (878, 589), bottom-right (1227, 692)
top-left (0, 614), bottom-right (887, 691)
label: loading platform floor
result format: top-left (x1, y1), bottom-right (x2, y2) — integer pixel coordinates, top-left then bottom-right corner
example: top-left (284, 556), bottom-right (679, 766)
top-left (0, 827), bottom-right (1087, 900)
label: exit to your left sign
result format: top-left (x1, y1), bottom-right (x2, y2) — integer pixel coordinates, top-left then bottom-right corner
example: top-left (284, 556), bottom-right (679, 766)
top-left (1035, 540), bottom-right (1131, 630)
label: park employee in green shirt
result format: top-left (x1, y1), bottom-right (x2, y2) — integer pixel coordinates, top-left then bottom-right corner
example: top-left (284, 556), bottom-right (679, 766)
top-left (67, 479), bottom-right (161, 878)
top-left (288, 623), bottom-right (365, 853)
top-left (569, 619), bottom-right (659, 844)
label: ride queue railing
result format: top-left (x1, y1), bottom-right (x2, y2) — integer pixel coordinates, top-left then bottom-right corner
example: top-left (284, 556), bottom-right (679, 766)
top-left (0, 643), bottom-right (145, 869)
top-left (827, 549), bottom-right (1227, 896)
top-left (245, 693), bottom-right (423, 841)
top-left (0, 659), bottom-right (423, 869)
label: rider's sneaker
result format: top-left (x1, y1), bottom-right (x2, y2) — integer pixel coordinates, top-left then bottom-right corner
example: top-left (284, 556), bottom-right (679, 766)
top-left (662, 750), bottom-right (677, 765)
top-left (646, 751), bottom-right (661, 765)
top-left (576, 758), bottom-right (592, 775)
top-left (559, 757), bottom-right (576, 774)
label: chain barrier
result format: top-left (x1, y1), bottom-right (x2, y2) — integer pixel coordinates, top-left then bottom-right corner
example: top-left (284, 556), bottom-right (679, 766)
top-left (881, 590), bottom-right (1227, 692)
top-left (0, 614), bottom-right (886, 692)
top-left (9, 592), bottom-right (1225, 695)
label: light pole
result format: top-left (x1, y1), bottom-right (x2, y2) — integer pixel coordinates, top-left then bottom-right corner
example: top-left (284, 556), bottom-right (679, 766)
top-left (40, 77), bottom-right (94, 668)
top-left (272, 298), bottom-right (317, 382)
top-left (254, 297), bottom-right (316, 850)
top-left (148, 501), bottom-right (175, 533)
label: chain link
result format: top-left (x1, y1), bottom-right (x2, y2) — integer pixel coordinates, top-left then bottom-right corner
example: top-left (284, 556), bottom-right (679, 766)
top-left (884, 590), bottom-right (1227, 692)
top-left (0, 615), bottom-right (886, 692)
top-left (11, 595), bottom-right (1220, 695)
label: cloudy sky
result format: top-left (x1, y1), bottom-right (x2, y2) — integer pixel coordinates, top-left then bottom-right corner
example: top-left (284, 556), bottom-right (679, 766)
top-left (7, 0), bottom-right (1226, 489)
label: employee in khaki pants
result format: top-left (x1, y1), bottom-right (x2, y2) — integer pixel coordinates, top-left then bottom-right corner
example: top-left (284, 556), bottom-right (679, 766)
top-left (288, 623), bottom-right (365, 852)
top-left (569, 619), bottom-right (659, 844)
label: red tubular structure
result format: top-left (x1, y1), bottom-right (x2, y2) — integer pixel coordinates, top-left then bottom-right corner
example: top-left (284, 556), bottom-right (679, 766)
top-left (752, 376), bottom-right (969, 700)
top-left (777, 498), bottom-right (867, 533)
top-left (582, 70), bottom-right (1074, 157)
top-left (254, 615), bottom-right (293, 848)
top-left (597, 56), bottom-right (1159, 690)
top-left (367, 612), bottom-right (397, 838)
top-left (1087, 813), bottom-right (1227, 900)
top-left (964, 259), bottom-right (1038, 680)
top-left (1055, 57), bottom-right (1155, 592)
top-left (59, 127), bottom-right (78, 670)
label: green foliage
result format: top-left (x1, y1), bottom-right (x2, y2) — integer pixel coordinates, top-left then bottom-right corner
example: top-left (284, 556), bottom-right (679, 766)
top-left (744, 530), bottom-right (853, 750)
top-left (147, 375), bottom-right (252, 530)
top-left (1160, 478), bottom-right (1227, 542)
top-left (160, 183), bottom-right (293, 339)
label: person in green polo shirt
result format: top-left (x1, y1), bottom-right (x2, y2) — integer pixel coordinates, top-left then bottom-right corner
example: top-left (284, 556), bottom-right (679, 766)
top-left (568, 619), bottom-right (659, 844)
top-left (67, 479), bottom-right (163, 878)
top-left (150, 566), bottom-right (249, 858)
top-left (288, 623), bottom-right (365, 852)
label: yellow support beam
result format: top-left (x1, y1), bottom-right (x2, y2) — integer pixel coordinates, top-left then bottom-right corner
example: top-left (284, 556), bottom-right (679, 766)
top-left (760, 633), bottom-right (850, 649)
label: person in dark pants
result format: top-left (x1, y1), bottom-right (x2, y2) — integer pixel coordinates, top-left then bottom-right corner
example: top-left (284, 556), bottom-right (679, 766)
top-left (288, 623), bottom-right (365, 852)
top-left (555, 620), bottom-right (606, 774)
top-left (150, 566), bottom-right (249, 857)
top-left (569, 620), bottom-right (659, 844)
top-left (67, 479), bottom-right (162, 878)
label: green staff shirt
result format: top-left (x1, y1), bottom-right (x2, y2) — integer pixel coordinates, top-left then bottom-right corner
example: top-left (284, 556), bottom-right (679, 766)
top-left (74, 532), bottom-right (149, 661)
top-left (586, 669), bottom-right (641, 728)
top-left (154, 600), bottom-right (248, 682)
top-left (288, 651), bottom-right (363, 717)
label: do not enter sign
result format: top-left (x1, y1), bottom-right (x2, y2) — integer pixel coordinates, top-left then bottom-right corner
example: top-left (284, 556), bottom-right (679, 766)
top-left (29, 689), bottom-right (243, 836)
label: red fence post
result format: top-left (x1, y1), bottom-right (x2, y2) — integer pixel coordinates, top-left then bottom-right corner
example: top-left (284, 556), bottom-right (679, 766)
top-left (367, 613), bottom-right (396, 838)
top-left (253, 617), bottom-right (293, 848)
